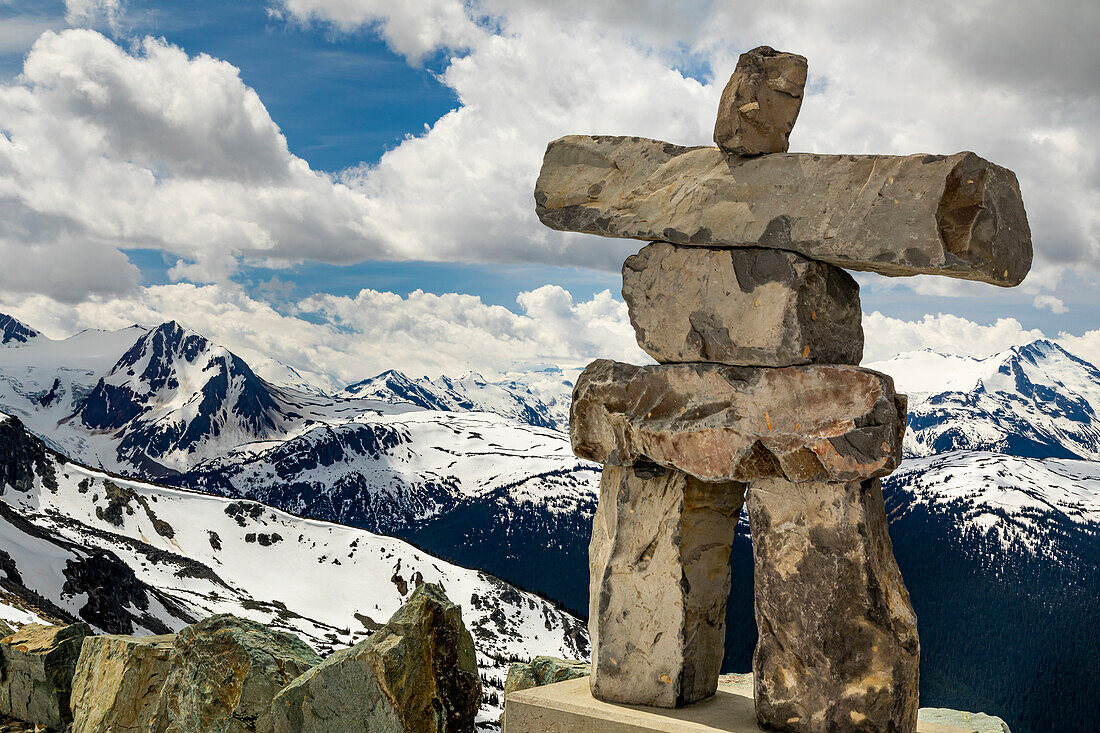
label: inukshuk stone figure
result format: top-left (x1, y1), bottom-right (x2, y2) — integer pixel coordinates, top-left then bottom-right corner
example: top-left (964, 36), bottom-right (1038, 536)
top-left (533, 46), bottom-right (1031, 733)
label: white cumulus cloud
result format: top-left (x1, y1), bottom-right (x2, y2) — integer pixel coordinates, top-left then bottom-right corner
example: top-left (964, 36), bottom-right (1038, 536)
top-left (0, 284), bottom-right (647, 384)
top-left (0, 29), bottom-right (392, 297)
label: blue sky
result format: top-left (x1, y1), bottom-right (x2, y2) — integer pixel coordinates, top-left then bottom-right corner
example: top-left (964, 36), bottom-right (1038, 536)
top-left (0, 0), bottom-right (1097, 383)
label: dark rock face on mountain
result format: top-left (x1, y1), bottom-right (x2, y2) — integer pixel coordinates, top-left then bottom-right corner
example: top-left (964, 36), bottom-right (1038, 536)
top-left (0, 416), bottom-right (53, 495)
top-left (0, 315), bottom-right (38, 346)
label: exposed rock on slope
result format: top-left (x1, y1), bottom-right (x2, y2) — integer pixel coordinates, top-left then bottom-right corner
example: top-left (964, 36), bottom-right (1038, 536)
top-left (0, 315), bottom-right (38, 346)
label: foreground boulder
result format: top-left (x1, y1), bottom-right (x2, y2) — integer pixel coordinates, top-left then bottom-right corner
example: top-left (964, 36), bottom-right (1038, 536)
top-left (70, 634), bottom-right (175, 733)
top-left (159, 615), bottom-right (321, 733)
top-left (623, 243), bottom-right (862, 366)
top-left (748, 478), bottom-right (919, 733)
top-left (713, 45), bottom-right (808, 156)
top-left (570, 359), bottom-right (905, 483)
top-left (535, 135), bottom-right (1031, 286)
top-left (504, 657), bottom-right (590, 696)
top-left (271, 583), bottom-right (480, 733)
top-left (589, 463), bottom-right (743, 707)
top-left (0, 622), bottom-right (90, 729)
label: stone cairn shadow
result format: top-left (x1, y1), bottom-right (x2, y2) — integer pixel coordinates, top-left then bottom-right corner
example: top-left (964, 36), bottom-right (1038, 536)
top-left (533, 46), bottom-right (1032, 733)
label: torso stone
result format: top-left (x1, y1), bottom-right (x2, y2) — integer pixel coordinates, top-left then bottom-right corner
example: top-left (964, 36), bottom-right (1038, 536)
top-left (623, 243), bottom-right (863, 366)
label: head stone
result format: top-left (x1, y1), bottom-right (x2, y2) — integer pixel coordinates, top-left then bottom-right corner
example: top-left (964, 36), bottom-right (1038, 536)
top-left (713, 46), bottom-right (808, 156)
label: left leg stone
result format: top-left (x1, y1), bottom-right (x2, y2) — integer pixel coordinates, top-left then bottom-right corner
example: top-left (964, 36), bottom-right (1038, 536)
top-left (589, 463), bottom-right (745, 707)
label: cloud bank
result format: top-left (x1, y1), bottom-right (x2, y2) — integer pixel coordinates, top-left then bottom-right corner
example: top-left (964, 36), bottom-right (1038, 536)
top-left (5, 285), bottom-right (1095, 392)
top-left (0, 1), bottom-right (1094, 302)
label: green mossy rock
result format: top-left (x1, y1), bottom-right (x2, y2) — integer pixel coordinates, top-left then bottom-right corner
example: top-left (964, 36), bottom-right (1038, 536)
top-left (271, 583), bottom-right (480, 733)
top-left (159, 615), bottom-right (321, 733)
top-left (0, 622), bottom-right (91, 729)
top-left (504, 657), bottom-right (590, 696)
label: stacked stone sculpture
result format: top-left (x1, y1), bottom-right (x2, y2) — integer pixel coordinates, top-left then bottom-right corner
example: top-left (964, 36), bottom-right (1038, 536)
top-left (534, 46), bottom-right (1032, 733)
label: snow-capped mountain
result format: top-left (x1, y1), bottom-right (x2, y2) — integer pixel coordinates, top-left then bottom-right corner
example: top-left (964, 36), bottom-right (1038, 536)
top-left (884, 451), bottom-right (1100, 562)
top-left (0, 323), bottom-right (151, 456)
top-left (0, 315), bottom-right (596, 613)
top-left (868, 339), bottom-right (1100, 460)
top-left (0, 413), bottom-right (587, 724)
top-left (0, 319), bottom-right (574, 479)
top-left (0, 314), bottom-right (39, 345)
top-left (879, 452), bottom-right (1100, 733)
top-left (67, 321), bottom-right (295, 476)
top-left (341, 369), bottom-right (567, 431)
top-left (172, 410), bottom-right (595, 534)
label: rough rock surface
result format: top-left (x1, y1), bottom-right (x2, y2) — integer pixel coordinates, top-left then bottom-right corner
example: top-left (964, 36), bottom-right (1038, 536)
top-left (747, 478), bottom-right (919, 733)
top-left (919, 708), bottom-right (1011, 732)
top-left (159, 615), bottom-right (321, 733)
top-left (534, 135), bottom-right (1031, 286)
top-left (0, 622), bottom-right (90, 729)
top-left (504, 657), bottom-right (590, 696)
top-left (623, 243), bottom-right (862, 366)
top-left (570, 360), bottom-right (905, 483)
top-left (589, 464), bottom-right (743, 708)
top-left (713, 46), bottom-right (808, 156)
top-left (70, 634), bottom-right (175, 733)
top-left (271, 583), bottom-right (480, 733)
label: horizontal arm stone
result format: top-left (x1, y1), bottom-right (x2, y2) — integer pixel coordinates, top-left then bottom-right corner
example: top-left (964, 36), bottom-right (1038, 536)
top-left (570, 360), bottom-right (906, 483)
top-left (535, 135), bottom-right (1032, 286)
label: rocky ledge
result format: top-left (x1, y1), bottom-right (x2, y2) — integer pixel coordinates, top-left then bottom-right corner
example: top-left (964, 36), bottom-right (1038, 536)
top-left (0, 583), bottom-right (481, 733)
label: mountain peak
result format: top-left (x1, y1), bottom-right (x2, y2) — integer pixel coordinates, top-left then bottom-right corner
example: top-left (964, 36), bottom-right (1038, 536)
top-left (905, 337), bottom-right (1100, 461)
top-left (1010, 338), bottom-right (1090, 366)
top-left (0, 313), bottom-right (40, 345)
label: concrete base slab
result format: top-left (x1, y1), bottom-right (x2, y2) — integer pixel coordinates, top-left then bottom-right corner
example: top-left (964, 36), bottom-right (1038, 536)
top-left (504, 677), bottom-right (982, 733)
